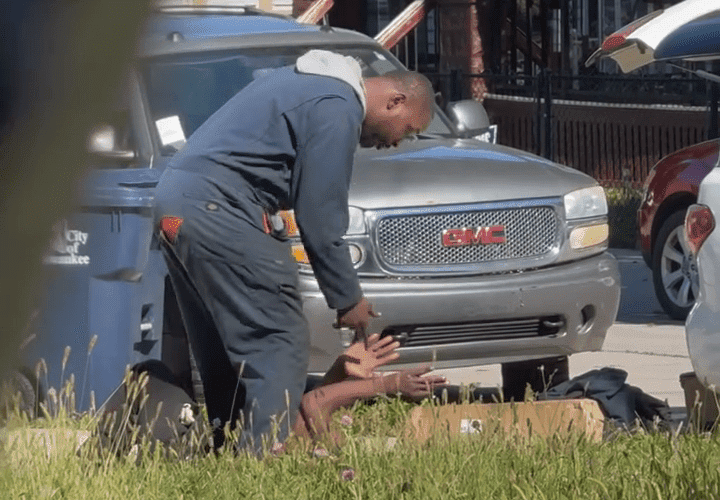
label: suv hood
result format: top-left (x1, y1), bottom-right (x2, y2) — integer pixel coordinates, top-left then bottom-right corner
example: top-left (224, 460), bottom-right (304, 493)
top-left (349, 138), bottom-right (597, 209)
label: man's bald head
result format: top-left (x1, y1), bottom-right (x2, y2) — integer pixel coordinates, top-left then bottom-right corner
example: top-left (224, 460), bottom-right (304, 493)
top-left (379, 70), bottom-right (436, 116)
top-left (361, 70), bottom-right (435, 149)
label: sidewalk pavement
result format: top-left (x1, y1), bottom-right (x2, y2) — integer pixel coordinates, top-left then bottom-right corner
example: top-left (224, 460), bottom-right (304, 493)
top-left (570, 322), bottom-right (692, 408)
top-left (435, 322), bottom-right (692, 408)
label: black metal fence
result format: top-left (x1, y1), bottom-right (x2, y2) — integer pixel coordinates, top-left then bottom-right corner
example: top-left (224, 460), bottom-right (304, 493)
top-left (426, 70), bottom-right (720, 187)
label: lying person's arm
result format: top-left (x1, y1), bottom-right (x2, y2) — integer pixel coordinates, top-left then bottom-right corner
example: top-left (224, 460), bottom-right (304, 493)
top-left (295, 366), bottom-right (446, 439)
top-left (321, 333), bottom-right (400, 385)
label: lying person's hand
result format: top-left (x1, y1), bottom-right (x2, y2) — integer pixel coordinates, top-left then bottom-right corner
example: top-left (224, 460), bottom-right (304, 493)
top-left (382, 366), bottom-right (447, 399)
top-left (321, 333), bottom-right (399, 385)
top-left (342, 333), bottom-right (400, 379)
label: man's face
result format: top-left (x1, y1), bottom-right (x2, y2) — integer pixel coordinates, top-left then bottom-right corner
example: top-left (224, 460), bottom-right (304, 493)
top-left (360, 95), bottom-right (432, 149)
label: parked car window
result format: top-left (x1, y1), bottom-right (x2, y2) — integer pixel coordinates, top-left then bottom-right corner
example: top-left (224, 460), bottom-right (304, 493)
top-left (141, 46), bottom-right (453, 155)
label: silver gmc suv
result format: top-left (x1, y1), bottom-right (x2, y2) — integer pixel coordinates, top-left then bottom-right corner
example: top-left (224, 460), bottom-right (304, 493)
top-left (20, 7), bottom-right (621, 410)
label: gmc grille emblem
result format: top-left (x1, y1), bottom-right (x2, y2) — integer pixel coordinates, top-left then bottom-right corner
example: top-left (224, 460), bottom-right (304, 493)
top-left (442, 225), bottom-right (507, 247)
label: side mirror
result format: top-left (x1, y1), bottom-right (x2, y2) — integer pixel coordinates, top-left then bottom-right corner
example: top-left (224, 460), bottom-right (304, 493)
top-left (87, 124), bottom-right (135, 160)
top-left (445, 100), bottom-right (496, 143)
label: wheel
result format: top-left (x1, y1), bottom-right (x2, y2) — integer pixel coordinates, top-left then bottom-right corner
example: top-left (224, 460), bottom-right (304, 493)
top-left (652, 210), bottom-right (699, 320)
top-left (1, 369), bottom-right (38, 418)
top-left (501, 355), bottom-right (569, 402)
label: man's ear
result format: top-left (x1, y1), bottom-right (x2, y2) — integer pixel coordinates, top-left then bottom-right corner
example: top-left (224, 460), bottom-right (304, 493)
top-left (386, 93), bottom-right (407, 110)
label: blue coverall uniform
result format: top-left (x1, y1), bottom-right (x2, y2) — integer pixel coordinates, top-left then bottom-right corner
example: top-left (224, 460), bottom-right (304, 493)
top-left (154, 65), bottom-right (364, 449)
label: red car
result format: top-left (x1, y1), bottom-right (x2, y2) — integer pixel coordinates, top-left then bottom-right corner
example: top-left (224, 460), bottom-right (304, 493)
top-left (638, 139), bottom-right (718, 319)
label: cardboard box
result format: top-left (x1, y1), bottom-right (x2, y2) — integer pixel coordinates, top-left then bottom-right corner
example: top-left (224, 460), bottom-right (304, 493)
top-left (406, 399), bottom-right (605, 443)
top-left (680, 371), bottom-right (720, 428)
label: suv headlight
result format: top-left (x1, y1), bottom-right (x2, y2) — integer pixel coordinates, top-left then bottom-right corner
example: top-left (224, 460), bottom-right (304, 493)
top-left (564, 186), bottom-right (608, 220)
top-left (569, 224), bottom-right (609, 250)
top-left (346, 206), bottom-right (367, 235)
top-left (279, 207), bottom-right (367, 265)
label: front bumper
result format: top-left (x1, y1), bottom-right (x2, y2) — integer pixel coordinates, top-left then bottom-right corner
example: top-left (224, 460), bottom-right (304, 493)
top-left (302, 251), bottom-right (621, 372)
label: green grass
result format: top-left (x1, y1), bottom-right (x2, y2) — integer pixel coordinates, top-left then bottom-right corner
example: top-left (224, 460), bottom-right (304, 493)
top-left (3, 395), bottom-right (720, 500)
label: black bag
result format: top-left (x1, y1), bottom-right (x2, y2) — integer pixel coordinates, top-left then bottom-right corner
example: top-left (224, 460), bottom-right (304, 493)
top-left (538, 367), bottom-right (669, 425)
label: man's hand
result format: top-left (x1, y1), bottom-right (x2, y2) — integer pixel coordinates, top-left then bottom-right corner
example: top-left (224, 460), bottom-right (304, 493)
top-left (342, 333), bottom-right (400, 379)
top-left (336, 297), bottom-right (379, 347)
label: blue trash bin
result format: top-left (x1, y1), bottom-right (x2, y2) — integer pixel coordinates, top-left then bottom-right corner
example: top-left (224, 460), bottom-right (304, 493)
top-left (21, 167), bottom-right (168, 411)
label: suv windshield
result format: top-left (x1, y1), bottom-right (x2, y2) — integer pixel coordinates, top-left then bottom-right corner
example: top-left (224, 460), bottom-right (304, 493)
top-left (141, 46), bottom-right (454, 154)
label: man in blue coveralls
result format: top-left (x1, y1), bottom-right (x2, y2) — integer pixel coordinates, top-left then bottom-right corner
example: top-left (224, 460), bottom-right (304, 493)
top-left (154, 50), bottom-right (435, 452)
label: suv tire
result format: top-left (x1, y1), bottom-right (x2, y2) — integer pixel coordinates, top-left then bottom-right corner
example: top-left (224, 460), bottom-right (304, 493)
top-left (1, 369), bottom-right (39, 418)
top-left (501, 355), bottom-right (569, 402)
top-left (652, 210), bottom-right (698, 320)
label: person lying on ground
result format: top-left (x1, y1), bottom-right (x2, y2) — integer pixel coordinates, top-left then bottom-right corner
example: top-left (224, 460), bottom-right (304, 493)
top-left (292, 333), bottom-right (446, 442)
top-left (105, 334), bottom-right (444, 453)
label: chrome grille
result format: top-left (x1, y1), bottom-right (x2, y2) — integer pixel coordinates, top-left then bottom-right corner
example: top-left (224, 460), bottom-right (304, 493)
top-left (376, 206), bottom-right (558, 267)
top-left (383, 315), bottom-right (565, 347)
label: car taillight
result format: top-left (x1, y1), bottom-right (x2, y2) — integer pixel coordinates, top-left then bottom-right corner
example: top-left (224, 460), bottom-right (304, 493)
top-left (601, 10), bottom-right (662, 51)
top-left (685, 204), bottom-right (715, 255)
top-left (601, 33), bottom-right (629, 51)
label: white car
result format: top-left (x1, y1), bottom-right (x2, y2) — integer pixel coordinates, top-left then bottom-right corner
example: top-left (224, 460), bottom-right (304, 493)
top-left (685, 165), bottom-right (720, 388)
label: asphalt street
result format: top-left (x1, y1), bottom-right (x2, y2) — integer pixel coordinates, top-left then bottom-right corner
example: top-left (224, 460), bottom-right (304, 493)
top-left (435, 248), bottom-right (693, 408)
